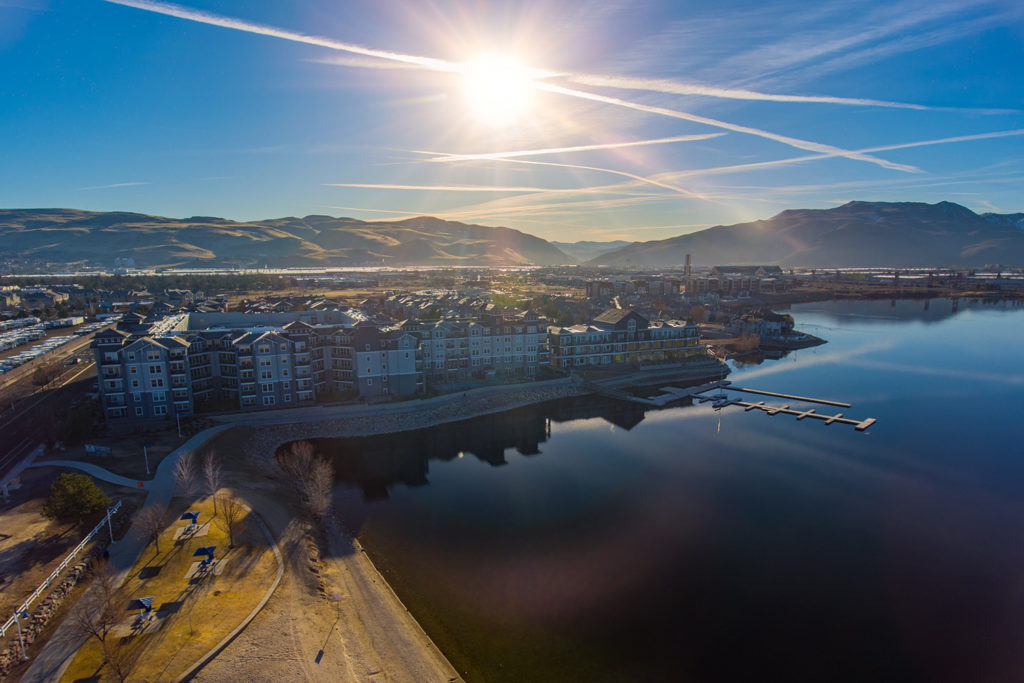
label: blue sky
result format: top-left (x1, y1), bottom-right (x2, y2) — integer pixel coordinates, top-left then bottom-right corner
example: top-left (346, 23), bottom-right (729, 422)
top-left (1, 0), bottom-right (1022, 241)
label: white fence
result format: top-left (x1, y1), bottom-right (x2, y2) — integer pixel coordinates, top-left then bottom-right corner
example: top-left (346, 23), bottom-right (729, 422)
top-left (0, 499), bottom-right (122, 638)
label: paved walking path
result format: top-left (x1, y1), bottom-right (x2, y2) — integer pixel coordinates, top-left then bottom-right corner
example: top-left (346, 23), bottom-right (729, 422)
top-left (26, 459), bottom-right (148, 489)
top-left (19, 425), bottom-right (232, 683)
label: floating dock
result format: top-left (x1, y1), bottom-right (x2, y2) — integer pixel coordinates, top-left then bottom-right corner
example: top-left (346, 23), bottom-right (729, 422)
top-left (597, 378), bottom-right (877, 432)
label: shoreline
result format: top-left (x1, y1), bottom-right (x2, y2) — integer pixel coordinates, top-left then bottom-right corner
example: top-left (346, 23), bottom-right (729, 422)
top-left (228, 359), bottom-right (728, 457)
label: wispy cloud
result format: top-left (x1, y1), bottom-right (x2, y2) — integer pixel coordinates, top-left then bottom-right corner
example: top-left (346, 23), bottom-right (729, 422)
top-left (414, 133), bottom-right (724, 161)
top-left (105, 0), bottom-right (919, 178)
top-left (566, 73), bottom-right (930, 110)
top-left (103, 0), bottom-right (460, 72)
top-left (534, 82), bottom-right (920, 173)
top-left (323, 182), bottom-right (616, 194)
top-left (76, 181), bottom-right (149, 191)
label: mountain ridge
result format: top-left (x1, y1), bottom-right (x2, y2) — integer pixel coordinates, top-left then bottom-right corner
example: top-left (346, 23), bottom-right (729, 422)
top-left (0, 209), bottom-right (575, 270)
top-left (588, 201), bottom-right (1024, 268)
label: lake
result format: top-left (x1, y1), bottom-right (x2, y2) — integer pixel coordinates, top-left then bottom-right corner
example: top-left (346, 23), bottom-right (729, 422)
top-left (317, 298), bottom-right (1024, 682)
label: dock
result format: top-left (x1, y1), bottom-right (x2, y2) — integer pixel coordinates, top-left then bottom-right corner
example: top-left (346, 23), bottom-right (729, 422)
top-left (592, 378), bottom-right (877, 432)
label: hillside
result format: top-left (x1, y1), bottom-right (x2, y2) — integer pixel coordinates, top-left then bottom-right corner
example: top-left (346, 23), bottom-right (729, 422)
top-left (588, 201), bottom-right (1024, 268)
top-left (551, 240), bottom-right (631, 262)
top-left (0, 210), bottom-right (574, 270)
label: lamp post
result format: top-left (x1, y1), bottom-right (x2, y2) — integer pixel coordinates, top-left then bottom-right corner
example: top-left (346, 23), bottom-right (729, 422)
top-left (106, 504), bottom-right (116, 543)
top-left (142, 442), bottom-right (151, 476)
top-left (176, 410), bottom-right (182, 438)
top-left (14, 610), bottom-right (29, 661)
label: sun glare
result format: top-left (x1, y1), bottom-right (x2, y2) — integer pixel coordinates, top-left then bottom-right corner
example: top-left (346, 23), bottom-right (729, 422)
top-left (461, 54), bottom-right (535, 126)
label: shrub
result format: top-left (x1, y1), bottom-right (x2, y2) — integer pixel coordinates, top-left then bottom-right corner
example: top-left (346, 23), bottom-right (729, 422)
top-left (42, 473), bottom-right (111, 524)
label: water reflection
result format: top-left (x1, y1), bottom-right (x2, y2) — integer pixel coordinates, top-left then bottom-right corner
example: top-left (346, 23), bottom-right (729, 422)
top-left (314, 395), bottom-right (653, 500)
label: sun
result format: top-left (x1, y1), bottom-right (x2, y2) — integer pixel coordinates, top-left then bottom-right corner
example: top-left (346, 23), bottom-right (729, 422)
top-left (461, 54), bottom-right (535, 126)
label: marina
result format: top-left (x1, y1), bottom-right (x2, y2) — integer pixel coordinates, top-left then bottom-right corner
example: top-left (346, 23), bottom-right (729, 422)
top-left (615, 379), bottom-right (876, 431)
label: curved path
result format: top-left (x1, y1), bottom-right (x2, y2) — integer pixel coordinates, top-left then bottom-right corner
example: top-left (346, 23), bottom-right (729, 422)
top-left (26, 459), bottom-right (149, 489)
top-left (19, 425), bottom-right (232, 683)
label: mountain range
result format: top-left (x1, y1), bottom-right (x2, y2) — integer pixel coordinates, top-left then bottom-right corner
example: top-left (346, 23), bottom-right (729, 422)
top-left (590, 201), bottom-right (1024, 268)
top-left (0, 210), bottom-right (571, 269)
top-left (1, 201), bottom-right (1022, 271)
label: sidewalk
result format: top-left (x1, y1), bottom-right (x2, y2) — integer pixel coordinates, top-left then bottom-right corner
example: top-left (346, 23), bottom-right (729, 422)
top-left (26, 459), bottom-right (148, 490)
top-left (19, 425), bottom-right (232, 683)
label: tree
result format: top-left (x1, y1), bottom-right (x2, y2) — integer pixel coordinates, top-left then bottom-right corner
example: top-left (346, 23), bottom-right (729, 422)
top-left (32, 366), bottom-right (50, 387)
top-left (216, 496), bottom-right (248, 548)
top-left (278, 440), bottom-right (316, 480)
top-left (689, 304), bottom-right (707, 324)
top-left (134, 503), bottom-right (170, 553)
top-left (173, 450), bottom-right (198, 498)
top-left (42, 473), bottom-right (111, 524)
top-left (203, 450), bottom-right (222, 515)
top-left (105, 640), bottom-right (139, 682)
top-left (71, 561), bottom-right (120, 662)
top-left (302, 457), bottom-right (334, 520)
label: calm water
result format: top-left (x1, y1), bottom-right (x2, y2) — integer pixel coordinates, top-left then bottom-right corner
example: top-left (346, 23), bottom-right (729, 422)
top-left (316, 299), bottom-right (1024, 683)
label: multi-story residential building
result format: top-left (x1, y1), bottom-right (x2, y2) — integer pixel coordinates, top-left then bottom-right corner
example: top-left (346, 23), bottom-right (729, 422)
top-left (397, 310), bottom-right (549, 387)
top-left (93, 313), bottom-right (424, 421)
top-left (547, 308), bottom-right (701, 370)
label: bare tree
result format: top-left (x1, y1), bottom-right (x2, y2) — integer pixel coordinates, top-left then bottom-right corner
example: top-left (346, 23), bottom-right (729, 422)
top-left (173, 450), bottom-right (197, 498)
top-left (216, 495), bottom-right (248, 548)
top-left (302, 457), bottom-right (334, 519)
top-left (134, 503), bottom-right (170, 554)
top-left (203, 450), bottom-right (222, 515)
top-left (71, 562), bottom-right (120, 661)
top-left (689, 304), bottom-right (708, 324)
top-left (278, 440), bottom-right (316, 480)
top-left (106, 639), bottom-right (139, 682)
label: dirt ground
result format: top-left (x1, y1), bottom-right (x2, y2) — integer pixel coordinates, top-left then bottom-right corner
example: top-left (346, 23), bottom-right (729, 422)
top-left (191, 448), bottom-right (461, 683)
top-left (0, 467), bottom-right (144, 650)
top-left (40, 427), bottom-right (193, 481)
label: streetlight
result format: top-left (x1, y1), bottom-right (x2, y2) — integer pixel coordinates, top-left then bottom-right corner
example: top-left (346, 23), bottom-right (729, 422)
top-left (176, 409), bottom-right (182, 438)
top-left (106, 504), bottom-right (117, 543)
top-left (14, 609), bottom-right (29, 661)
top-left (142, 441), bottom-right (151, 476)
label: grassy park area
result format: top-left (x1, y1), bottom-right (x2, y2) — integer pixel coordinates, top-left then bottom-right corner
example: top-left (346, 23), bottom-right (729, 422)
top-left (61, 491), bottom-right (277, 682)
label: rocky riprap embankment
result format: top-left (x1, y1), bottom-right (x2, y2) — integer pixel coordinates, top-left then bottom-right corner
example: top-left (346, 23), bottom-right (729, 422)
top-left (247, 382), bottom-right (590, 463)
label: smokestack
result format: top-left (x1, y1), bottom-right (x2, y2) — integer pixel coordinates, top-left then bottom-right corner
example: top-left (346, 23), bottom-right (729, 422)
top-left (685, 253), bottom-right (692, 277)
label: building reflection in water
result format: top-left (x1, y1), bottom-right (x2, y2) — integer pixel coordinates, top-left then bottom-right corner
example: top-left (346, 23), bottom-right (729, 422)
top-left (309, 395), bottom-right (657, 500)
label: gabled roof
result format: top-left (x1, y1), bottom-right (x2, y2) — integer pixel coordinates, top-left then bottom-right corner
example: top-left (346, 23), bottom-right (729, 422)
top-left (593, 308), bottom-right (634, 325)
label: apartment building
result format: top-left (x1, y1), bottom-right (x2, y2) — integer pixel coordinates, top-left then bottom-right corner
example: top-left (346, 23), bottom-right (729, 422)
top-left (397, 310), bottom-right (549, 387)
top-left (93, 314), bottom-right (418, 421)
top-left (547, 308), bottom-right (701, 369)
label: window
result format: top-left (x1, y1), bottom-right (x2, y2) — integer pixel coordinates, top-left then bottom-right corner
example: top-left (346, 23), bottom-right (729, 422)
top-left (149, 365), bottom-right (162, 374)
top-left (135, 407), bottom-right (144, 416)
top-left (147, 351), bottom-right (160, 361)
top-left (261, 371), bottom-right (273, 380)
top-left (280, 343), bottom-right (286, 351)
top-left (261, 383), bottom-right (273, 393)
top-left (133, 392), bottom-right (141, 402)
top-left (283, 393), bottom-right (292, 402)
top-left (282, 381), bottom-right (290, 390)
top-left (131, 379), bottom-right (140, 388)
top-left (154, 392), bottom-right (166, 402)
top-left (154, 405), bottom-right (167, 416)
top-left (150, 378), bottom-right (164, 388)
top-left (262, 395), bottom-right (275, 406)
top-left (130, 366), bottom-right (138, 374)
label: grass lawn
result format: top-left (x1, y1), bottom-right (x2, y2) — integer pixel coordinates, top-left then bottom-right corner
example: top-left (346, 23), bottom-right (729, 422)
top-left (61, 491), bottom-right (277, 682)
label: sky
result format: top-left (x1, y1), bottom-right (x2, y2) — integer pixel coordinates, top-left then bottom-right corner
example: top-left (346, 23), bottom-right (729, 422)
top-left (1, 0), bottom-right (1022, 242)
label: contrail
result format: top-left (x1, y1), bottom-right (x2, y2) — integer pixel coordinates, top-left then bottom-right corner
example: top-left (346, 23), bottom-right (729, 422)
top-left (323, 183), bottom-right (619, 193)
top-left (104, 0), bottom-right (915, 175)
top-left (567, 73), bottom-right (930, 110)
top-left (658, 128), bottom-right (1024, 182)
top-left (414, 133), bottom-right (724, 161)
top-left (534, 82), bottom-right (921, 173)
top-left (76, 181), bottom-right (149, 191)
top-left (429, 156), bottom-right (710, 199)
top-left (103, 0), bottom-right (460, 72)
